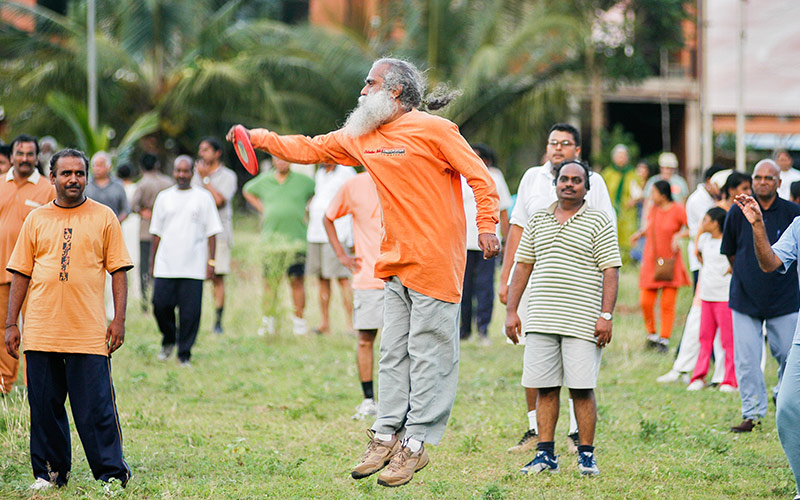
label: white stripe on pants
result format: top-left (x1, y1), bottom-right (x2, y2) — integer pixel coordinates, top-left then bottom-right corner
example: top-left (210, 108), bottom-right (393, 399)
top-left (372, 277), bottom-right (460, 445)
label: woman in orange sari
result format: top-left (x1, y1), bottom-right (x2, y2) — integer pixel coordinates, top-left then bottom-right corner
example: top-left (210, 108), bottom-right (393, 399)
top-left (632, 180), bottom-right (691, 352)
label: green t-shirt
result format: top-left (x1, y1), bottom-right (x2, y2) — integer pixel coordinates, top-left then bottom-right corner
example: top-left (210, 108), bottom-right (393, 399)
top-left (243, 171), bottom-right (315, 244)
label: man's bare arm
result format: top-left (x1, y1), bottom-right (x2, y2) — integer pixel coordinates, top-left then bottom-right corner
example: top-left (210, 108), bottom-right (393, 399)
top-left (5, 272), bottom-right (31, 359)
top-left (107, 270), bottom-right (128, 354)
top-left (504, 261), bottom-right (533, 345)
top-left (735, 194), bottom-right (783, 272)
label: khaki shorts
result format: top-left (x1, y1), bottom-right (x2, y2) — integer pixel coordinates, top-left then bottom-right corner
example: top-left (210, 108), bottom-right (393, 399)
top-left (353, 288), bottom-right (384, 330)
top-left (213, 238), bottom-right (232, 275)
top-left (306, 242), bottom-right (351, 279)
top-left (522, 333), bottom-right (602, 389)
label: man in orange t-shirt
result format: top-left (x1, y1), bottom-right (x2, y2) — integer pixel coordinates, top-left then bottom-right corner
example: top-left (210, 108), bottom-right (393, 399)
top-left (0, 134), bottom-right (55, 393)
top-left (228, 57), bottom-right (500, 487)
top-left (5, 149), bottom-right (132, 490)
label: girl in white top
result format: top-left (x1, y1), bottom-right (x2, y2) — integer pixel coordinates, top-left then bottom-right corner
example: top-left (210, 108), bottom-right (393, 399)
top-left (688, 207), bottom-right (738, 391)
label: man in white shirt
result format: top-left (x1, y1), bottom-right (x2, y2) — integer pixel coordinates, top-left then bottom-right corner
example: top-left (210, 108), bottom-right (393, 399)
top-left (150, 155), bottom-right (223, 366)
top-left (498, 123), bottom-right (616, 455)
top-left (775, 150), bottom-right (800, 201)
top-left (193, 137), bottom-right (238, 336)
top-left (307, 162), bottom-right (356, 334)
top-left (460, 143), bottom-right (512, 344)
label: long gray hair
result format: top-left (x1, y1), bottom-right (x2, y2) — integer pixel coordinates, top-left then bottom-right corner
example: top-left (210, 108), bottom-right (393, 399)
top-left (374, 58), bottom-right (461, 111)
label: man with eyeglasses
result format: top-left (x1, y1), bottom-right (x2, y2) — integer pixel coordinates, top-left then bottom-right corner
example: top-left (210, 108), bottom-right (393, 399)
top-left (498, 123), bottom-right (615, 455)
top-left (720, 159), bottom-right (800, 433)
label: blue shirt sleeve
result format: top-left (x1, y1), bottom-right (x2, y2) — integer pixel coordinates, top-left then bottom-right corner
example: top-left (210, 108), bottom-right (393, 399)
top-left (772, 216), bottom-right (800, 274)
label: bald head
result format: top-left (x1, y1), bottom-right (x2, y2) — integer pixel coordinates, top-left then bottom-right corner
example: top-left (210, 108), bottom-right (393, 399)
top-left (752, 159), bottom-right (781, 202)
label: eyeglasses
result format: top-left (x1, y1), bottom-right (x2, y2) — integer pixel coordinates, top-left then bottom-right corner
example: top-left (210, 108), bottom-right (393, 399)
top-left (548, 140), bottom-right (576, 148)
top-left (753, 175), bottom-right (777, 182)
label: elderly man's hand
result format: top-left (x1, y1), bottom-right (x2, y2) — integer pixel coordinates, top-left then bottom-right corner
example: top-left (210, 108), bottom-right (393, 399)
top-left (734, 194), bottom-right (763, 225)
top-left (478, 233), bottom-right (501, 260)
top-left (225, 125), bottom-right (250, 144)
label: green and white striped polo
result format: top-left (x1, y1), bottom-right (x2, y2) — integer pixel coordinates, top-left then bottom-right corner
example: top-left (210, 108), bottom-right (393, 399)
top-left (514, 201), bottom-right (622, 342)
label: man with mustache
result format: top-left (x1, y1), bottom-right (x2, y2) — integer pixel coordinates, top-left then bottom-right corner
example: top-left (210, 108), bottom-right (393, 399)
top-left (498, 124), bottom-right (615, 455)
top-left (5, 149), bottom-right (132, 490)
top-left (505, 160), bottom-right (621, 476)
top-left (228, 57), bottom-right (500, 487)
top-left (0, 134), bottom-right (55, 394)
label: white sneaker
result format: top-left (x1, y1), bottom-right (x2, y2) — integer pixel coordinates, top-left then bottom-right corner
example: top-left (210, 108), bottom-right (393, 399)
top-left (687, 380), bottom-right (705, 391)
top-left (352, 398), bottom-right (378, 420)
top-left (656, 369), bottom-right (682, 383)
top-left (257, 316), bottom-right (275, 336)
top-left (157, 344), bottom-right (174, 361)
top-left (719, 384), bottom-right (738, 393)
top-left (292, 316), bottom-right (308, 336)
top-left (30, 478), bottom-right (53, 490)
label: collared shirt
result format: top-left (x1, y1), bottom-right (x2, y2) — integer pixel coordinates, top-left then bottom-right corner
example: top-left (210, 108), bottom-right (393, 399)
top-left (0, 168), bottom-right (56, 284)
top-left (686, 184), bottom-right (716, 271)
top-left (509, 162), bottom-right (616, 228)
top-left (86, 177), bottom-right (130, 219)
top-left (721, 197), bottom-right (800, 317)
top-left (462, 167), bottom-right (512, 251)
top-left (191, 164), bottom-right (237, 245)
top-left (515, 201), bottom-right (621, 342)
top-left (770, 215), bottom-right (800, 343)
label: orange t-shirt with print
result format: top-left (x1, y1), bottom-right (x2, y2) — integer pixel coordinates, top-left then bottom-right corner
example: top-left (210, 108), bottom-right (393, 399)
top-left (325, 172), bottom-right (384, 290)
top-left (251, 109), bottom-right (499, 303)
top-left (0, 169), bottom-right (56, 284)
top-left (6, 199), bottom-right (133, 355)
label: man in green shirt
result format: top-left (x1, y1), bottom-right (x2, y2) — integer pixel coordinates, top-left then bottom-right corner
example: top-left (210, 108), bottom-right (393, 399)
top-left (243, 156), bottom-right (315, 335)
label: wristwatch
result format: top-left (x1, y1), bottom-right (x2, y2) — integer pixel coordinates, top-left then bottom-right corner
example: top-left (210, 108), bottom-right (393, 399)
top-left (600, 312), bottom-right (613, 321)
top-left (208, 259), bottom-right (216, 267)
top-left (202, 176), bottom-right (211, 185)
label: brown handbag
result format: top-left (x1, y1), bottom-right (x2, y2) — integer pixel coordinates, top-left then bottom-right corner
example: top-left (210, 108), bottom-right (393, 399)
top-left (651, 208), bottom-right (676, 282)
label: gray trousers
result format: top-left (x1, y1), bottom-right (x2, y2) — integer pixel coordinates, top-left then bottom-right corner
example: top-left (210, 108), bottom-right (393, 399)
top-left (731, 310), bottom-right (796, 420)
top-left (777, 344), bottom-right (800, 496)
top-left (372, 277), bottom-right (460, 445)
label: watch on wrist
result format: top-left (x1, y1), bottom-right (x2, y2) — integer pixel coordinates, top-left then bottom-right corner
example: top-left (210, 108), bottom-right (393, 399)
top-left (208, 259), bottom-right (216, 267)
top-left (600, 312), bottom-right (613, 321)
top-left (203, 176), bottom-right (211, 185)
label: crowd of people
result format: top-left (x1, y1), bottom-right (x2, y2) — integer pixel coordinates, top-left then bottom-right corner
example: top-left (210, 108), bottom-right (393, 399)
top-left (1, 56), bottom-right (800, 498)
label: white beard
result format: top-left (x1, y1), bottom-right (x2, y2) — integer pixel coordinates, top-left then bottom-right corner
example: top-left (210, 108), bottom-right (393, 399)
top-left (342, 89), bottom-right (398, 137)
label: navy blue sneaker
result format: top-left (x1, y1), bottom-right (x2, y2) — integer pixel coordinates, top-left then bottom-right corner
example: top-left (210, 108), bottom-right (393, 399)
top-left (577, 451), bottom-right (599, 476)
top-left (520, 450), bottom-right (559, 474)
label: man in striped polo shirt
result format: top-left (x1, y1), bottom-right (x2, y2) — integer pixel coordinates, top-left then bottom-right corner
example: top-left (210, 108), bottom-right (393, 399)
top-left (505, 161), bottom-right (621, 476)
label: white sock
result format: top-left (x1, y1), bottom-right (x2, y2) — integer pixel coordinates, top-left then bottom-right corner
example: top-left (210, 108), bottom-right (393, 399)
top-left (404, 437), bottom-right (423, 453)
top-left (527, 410), bottom-right (538, 433)
top-left (374, 432), bottom-right (393, 442)
top-left (568, 398), bottom-right (578, 435)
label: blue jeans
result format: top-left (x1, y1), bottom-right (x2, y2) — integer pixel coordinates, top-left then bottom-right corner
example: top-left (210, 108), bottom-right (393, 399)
top-left (731, 310), bottom-right (796, 420)
top-left (777, 344), bottom-right (800, 495)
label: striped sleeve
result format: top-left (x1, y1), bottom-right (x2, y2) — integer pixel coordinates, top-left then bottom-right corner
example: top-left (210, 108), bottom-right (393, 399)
top-left (592, 213), bottom-right (622, 270)
top-left (514, 214), bottom-right (539, 264)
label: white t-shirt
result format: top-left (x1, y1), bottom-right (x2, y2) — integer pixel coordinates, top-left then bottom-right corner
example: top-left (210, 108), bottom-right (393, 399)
top-left (509, 162), bottom-right (617, 228)
top-left (685, 185), bottom-right (715, 272)
top-left (150, 186), bottom-right (223, 279)
top-left (697, 233), bottom-right (731, 302)
top-left (778, 168), bottom-right (800, 200)
top-left (307, 165), bottom-right (356, 244)
top-left (462, 167), bottom-right (512, 251)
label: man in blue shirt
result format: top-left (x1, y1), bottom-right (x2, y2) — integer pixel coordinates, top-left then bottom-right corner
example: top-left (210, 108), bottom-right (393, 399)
top-left (721, 159), bottom-right (800, 433)
top-left (733, 189), bottom-right (800, 500)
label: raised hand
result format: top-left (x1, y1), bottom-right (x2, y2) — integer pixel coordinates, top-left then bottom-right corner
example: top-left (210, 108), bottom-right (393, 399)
top-left (734, 194), bottom-right (763, 225)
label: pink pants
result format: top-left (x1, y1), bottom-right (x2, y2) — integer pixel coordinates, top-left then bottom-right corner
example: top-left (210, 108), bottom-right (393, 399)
top-left (691, 300), bottom-right (737, 386)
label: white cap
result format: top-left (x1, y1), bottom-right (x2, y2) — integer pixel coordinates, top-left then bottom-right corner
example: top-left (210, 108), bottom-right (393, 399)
top-left (658, 152), bottom-right (679, 169)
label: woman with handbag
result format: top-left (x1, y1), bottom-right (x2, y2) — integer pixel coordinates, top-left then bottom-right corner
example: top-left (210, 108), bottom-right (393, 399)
top-left (631, 180), bottom-right (690, 352)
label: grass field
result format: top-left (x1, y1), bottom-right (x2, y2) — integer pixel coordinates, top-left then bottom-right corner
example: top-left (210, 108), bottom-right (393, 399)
top-left (0, 215), bottom-right (796, 499)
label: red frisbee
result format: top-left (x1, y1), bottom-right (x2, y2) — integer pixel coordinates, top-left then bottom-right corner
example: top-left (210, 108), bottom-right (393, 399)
top-left (233, 125), bottom-right (258, 175)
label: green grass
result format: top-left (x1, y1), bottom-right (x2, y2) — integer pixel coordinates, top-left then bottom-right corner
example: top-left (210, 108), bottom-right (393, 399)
top-left (0, 215), bottom-right (795, 499)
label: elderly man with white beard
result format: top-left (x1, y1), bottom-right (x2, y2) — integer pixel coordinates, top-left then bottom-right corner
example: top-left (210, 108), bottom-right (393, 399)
top-left (228, 57), bottom-right (500, 488)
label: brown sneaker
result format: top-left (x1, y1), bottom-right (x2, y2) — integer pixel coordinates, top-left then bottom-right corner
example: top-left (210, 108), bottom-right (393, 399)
top-left (507, 429), bottom-right (538, 453)
top-left (351, 430), bottom-right (399, 479)
top-left (376, 443), bottom-right (429, 487)
top-left (730, 419), bottom-right (759, 433)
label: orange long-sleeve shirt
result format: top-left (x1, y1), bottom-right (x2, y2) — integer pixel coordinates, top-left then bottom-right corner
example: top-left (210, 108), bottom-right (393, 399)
top-left (251, 109), bottom-right (499, 303)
